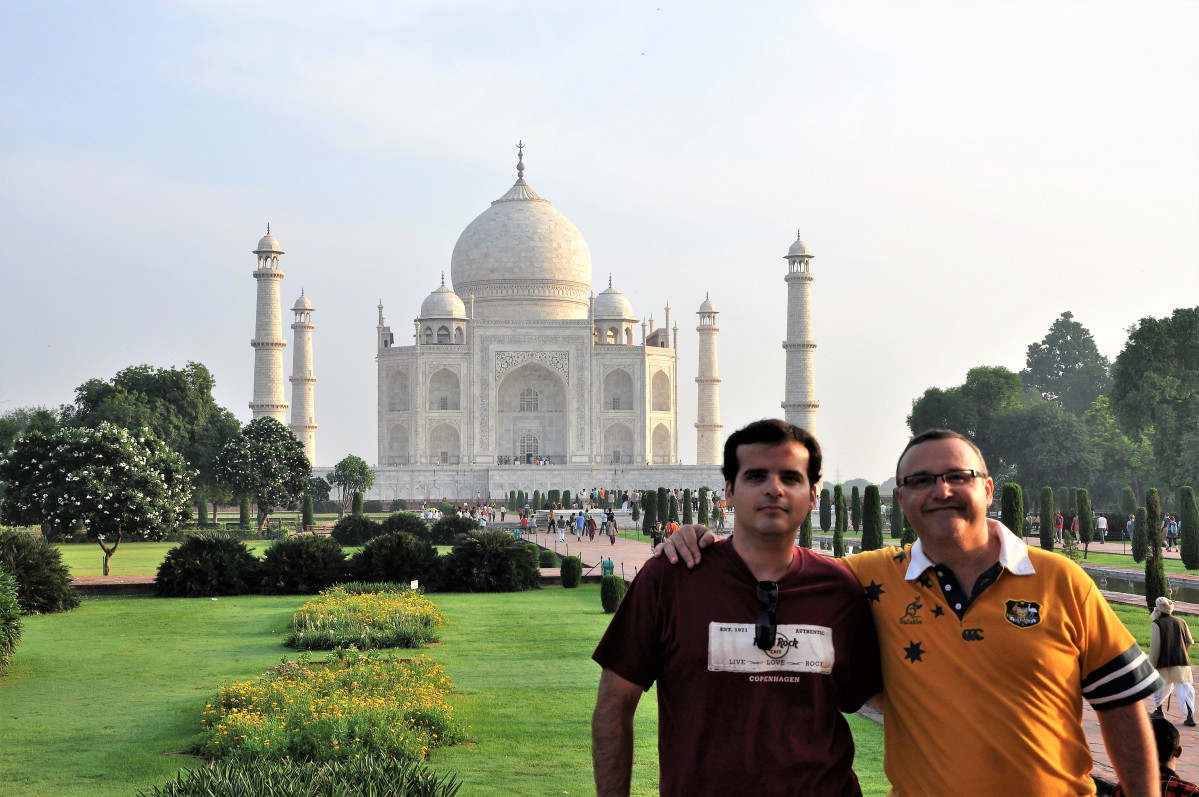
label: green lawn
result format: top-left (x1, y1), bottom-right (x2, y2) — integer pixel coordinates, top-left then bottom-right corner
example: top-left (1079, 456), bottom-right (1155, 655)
top-left (0, 587), bottom-right (888, 796)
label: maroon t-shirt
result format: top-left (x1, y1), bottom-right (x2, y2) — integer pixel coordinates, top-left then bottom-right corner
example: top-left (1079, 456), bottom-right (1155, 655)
top-left (593, 539), bottom-right (881, 796)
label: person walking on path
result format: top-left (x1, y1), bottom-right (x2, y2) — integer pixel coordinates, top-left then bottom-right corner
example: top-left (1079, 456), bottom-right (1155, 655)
top-left (1151, 596), bottom-right (1196, 727)
top-left (1055, 511), bottom-right (1065, 543)
top-left (1098, 514), bottom-right (1109, 543)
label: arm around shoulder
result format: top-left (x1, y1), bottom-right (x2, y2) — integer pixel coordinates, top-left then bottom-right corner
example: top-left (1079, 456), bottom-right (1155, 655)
top-left (593, 668), bottom-right (645, 797)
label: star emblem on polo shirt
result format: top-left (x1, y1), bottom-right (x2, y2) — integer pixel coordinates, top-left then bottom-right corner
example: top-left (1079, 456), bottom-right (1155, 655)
top-left (931, 605), bottom-right (944, 618)
top-left (904, 641), bottom-right (925, 663)
top-left (864, 581), bottom-right (885, 603)
top-left (893, 549), bottom-right (907, 563)
top-left (916, 574), bottom-right (932, 589)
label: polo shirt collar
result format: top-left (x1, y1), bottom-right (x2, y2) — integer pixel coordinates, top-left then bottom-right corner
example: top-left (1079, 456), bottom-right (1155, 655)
top-left (904, 519), bottom-right (1036, 580)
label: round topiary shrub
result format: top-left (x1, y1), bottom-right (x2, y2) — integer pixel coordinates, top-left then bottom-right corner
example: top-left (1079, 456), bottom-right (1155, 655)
top-left (429, 514), bottom-right (478, 545)
top-left (349, 532), bottom-right (443, 590)
top-left (600, 574), bottom-right (626, 613)
top-left (561, 556), bottom-right (582, 589)
top-left (362, 499), bottom-right (384, 514)
top-left (0, 530), bottom-right (80, 613)
top-left (442, 530), bottom-right (539, 592)
top-left (330, 514), bottom-right (383, 547)
top-left (389, 498), bottom-right (408, 512)
top-left (538, 548), bottom-right (559, 567)
top-left (0, 563), bottom-right (22, 673)
top-left (258, 535), bottom-right (348, 594)
top-left (156, 532), bottom-right (261, 597)
top-left (380, 512), bottom-right (430, 539)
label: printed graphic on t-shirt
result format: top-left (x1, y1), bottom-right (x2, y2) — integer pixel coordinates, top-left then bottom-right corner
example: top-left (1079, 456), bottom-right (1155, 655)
top-left (707, 622), bottom-right (834, 674)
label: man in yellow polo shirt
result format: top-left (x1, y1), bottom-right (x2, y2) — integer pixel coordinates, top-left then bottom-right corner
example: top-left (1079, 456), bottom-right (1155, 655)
top-left (662, 429), bottom-right (1161, 796)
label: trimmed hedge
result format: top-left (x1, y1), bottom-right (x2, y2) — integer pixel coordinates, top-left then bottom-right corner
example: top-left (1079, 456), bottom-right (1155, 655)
top-left (441, 530), bottom-right (540, 592)
top-left (331, 514), bottom-right (383, 546)
top-left (538, 548), bottom-right (559, 567)
top-left (561, 556), bottom-right (582, 589)
top-left (429, 515), bottom-right (478, 545)
top-left (156, 532), bottom-right (261, 597)
top-left (600, 574), bottom-right (625, 613)
top-left (259, 535), bottom-right (348, 595)
top-left (0, 530), bottom-right (80, 614)
top-left (0, 563), bottom-right (21, 673)
top-left (349, 532), bottom-right (443, 590)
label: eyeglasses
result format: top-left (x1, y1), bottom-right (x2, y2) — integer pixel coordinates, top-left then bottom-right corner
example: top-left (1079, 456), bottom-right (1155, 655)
top-left (755, 581), bottom-right (778, 651)
top-left (897, 468), bottom-right (987, 491)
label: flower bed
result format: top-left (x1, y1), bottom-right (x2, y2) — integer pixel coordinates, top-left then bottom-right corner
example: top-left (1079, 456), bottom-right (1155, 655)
top-left (287, 585), bottom-right (443, 649)
top-left (197, 654), bottom-right (465, 762)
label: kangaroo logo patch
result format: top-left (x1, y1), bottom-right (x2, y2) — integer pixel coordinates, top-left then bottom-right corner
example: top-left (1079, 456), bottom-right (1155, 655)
top-left (1004, 600), bottom-right (1042, 629)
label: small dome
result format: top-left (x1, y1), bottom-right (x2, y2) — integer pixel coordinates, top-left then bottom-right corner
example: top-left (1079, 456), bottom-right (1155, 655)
top-left (420, 279), bottom-right (467, 319)
top-left (593, 282), bottom-right (636, 320)
top-left (255, 227), bottom-right (283, 254)
top-left (786, 231), bottom-right (812, 258)
top-left (698, 294), bottom-right (717, 314)
top-left (293, 293), bottom-right (313, 311)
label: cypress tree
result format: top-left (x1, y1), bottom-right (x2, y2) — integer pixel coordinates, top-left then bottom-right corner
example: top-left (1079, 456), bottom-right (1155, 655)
top-left (682, 488), bottom-right (693, 525)
top-left (1001, 484), bottom-right (1023, 539)
top-left (352, 491), bottom-right (364, 515)
top-left (669, 494), bottom-right (680, 523)
top-left (850, 486), bottom-right (862, 533)
top-left (799, 512), bottom-right (813, 549)
top-left (548, 489), bottom-right (561, 506)
top-left (901, 516), bottom-right (917, 546)
top-left (642, 493), bottom-right (656, 533)
top-left (239, 496), bottom-right (252, 530)
top-left (833, 519), bottom-right (845, 558)
top-left (197, 501), bottom-right (208, 526)
top-left (657, 487), bottom-right (669, 525)
top-left (819, 489), bottom-right (832, 532)
top-left (1039, 487), bottom-right (1055, 552)
top-left (1180, 487), bottom-right (1199, 570)
top-left (302, 495), bottom-right (314, 530)
top-left (533, 490), bottom-right (542, 511)
top-left (562, 490), bottom-right (572, 509)
top-left (1145, 488), bottom-right (1167, 609)
top-left (698, 487), bottom-right (710, 527)
top-left (861, 485), bottom-right (883, 551)
top-left (834, 486), bottom-right (847, 534)
top-left (890, 498), bottom-right (903, 539)
top-left (1133, 506), bottom-right (1148, 563)
top-left (1075, 488), bottom-right (1093, 557)
top-left (1119, 486), bottom-right (1137, 526)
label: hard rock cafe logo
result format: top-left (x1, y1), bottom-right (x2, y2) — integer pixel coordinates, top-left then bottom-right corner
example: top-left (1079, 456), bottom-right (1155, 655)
top-left (1004, 600), bottom-right (1042, 629)
top-left (899, 596), bottom-right (922, 625)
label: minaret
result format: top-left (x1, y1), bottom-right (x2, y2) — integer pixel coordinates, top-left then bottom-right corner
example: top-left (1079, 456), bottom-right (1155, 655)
top-left (695, 293), bottom-right (722, 465)
top-left (249, 226), bottom-right (288, 422)
top-left (289, 290), bottom-right (317, 463)
top-left (781, 230), bottom-right (819, 434)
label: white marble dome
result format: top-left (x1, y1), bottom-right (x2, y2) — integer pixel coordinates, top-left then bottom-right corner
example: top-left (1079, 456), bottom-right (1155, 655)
top-left (292, 293), bottom-right (313, 311)
top-left (594, 283), bottom-right (636, 320)
top-left (255, 230), bottom-right (283, 254)
top-left (698, 294), bottom-right (718, 314)
top-left (450, 174), bottom-right (592, 321)
top-left (786, 232), bottom-right (812, 258)
top-left (420, 279), bottom-right (467, 319)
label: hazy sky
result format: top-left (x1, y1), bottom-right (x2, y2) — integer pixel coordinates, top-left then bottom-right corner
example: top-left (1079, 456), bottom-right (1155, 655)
top-left (1, 0), bottom-right (1196, 485)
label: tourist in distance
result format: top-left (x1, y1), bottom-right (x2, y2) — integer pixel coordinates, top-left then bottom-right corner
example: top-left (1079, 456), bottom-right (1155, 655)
top-left (660, 428), bottom-right (1162, 796)
top-left (591, 419), bottom-right (881, 796)
top-left (1150, 596), bottom-right (1196, 727)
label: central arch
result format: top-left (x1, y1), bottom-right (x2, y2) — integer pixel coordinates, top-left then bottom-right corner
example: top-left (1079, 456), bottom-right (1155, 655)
top-left (497, 362), bottom-right (567, 462)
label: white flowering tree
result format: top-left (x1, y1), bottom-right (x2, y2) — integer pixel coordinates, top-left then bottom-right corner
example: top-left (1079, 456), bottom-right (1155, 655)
top-left (0, 423), bottom-right (192, 574)
top-left (214, 417), bottom-right (311, 531)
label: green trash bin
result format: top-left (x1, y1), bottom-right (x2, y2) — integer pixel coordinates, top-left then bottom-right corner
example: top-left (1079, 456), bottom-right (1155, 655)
top-left (601, 558), bottom-right (614, 576)
top-left (514, 528), bottom-right (522, 540)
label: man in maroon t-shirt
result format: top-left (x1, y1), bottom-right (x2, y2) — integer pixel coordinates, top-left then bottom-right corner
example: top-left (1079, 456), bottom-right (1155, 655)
top-left (591, 420), bottom-right (881, 796)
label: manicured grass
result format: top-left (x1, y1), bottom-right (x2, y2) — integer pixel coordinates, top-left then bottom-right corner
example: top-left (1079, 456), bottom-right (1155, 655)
top-left (55, 541), bottom-right (274, 577)
top-left (0, 587), bottom-right (889, 796)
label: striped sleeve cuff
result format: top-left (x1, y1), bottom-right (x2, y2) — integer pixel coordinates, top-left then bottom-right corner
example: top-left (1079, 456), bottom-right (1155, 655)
top-left (1082, 645), bottom-right (1164, 710)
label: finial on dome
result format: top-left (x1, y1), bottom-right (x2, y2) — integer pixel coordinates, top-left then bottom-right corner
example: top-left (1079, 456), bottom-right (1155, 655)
top-left (440, 272), bottom-right (445, 287)
top-left (608, 273), bottom-right (613, 289)
top-left (516, 141), bottom-right (525, 180)
top-left (267, 223), bottom-right (271, 235)
top-left (706, 291), bottom-right (710, 300)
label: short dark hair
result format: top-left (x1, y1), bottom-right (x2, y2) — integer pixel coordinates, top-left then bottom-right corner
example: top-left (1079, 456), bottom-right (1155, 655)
top-left (1150, 716), bottom-right (1180, 764)
top-left (722, 419), bottom-right (822, 487)
top-left (895, 428), bottom-right (989, 482)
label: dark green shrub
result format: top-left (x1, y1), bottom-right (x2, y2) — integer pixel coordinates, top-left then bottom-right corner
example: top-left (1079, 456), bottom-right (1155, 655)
top-left (390, 498), bottom-right (409, 511)
top-left (1120, 486), bottom-right (1138, 524)
top-left (349, 532), bottom-right (443, 590)
top-left (259, 535), bottom-right (348, 594)
top-left (1075, 488), bottom-right (1092, 554)
top-left (834, 486), bottom-right (847, 534)
top-left (562, 490), bottom-right (572, 509)
top-left (600, 574), bottom-right (625, 613)
top-left (798, 512), bottom-right (812, 549)
top-left (698, 487), bottom-right (709, 526)
top-left (508, 490), bottom-right (517, 511)
top-left (668, 494), bottom-right (679, 523)
top-left (539, 548), bottom-right (559, 567)
top-left (547, 489), bottom-right (560, 506)
top-left (631, 501), bottom-right (640, 523)
top-left (0, 530), bottom-right (80, 613)
top-left (352, 491), bottom-right (364, 515)
top-left (641, 494), bottom-right (654, 533)
top-left (301, 495), bottom-right (314, 530)
top-left (889, 499), bottom-right (903, 540)
top-left (331, 514), bottom-right (383, 546)
top-left (1040, 487), bottom-right (1055, 552)
top-left (525, 544), bottom-right (541, 586)
top-left (1180, 486), bottom-right (1199, 570)
top-left (850, 486), bottom-right (862, 532)
top-left (316, 500), bottom-right (340, 515)
top-left (382, 512), bottom-right (430, 539)
top-left (429, 515), bottom-right (478, 545)
top-left (561, 555), bottom-right (582, 588)
top-left (533, 490), bottom-right (542, 511)
top-left (442, 530), bottom-right (540, 592)
top-left (1146, 488), bottom-right (1167, 609)
top-left (0, 563), bottom-right (21, 672)
top-left (819, 489), bottom-right (832, 532)
top-left (362, 499), bottom-right (384, 514)
top-left (1133, 506), bottom-right (1148, 563)
top-left (682, 488), bottom-right (693, 525)
top-left (156, 532), bottom-right (260, 597)
top-left (861, 486), bottom-right (882, 551)
top-left (138, 754), bottom-right (461, 797)
top-left (901, 516), bottom-right (917, 546)
top-left (239, 496), bottom-right (252, 530)
top-left (1001, 484), bottom-right (1023, 538)
top-left (656, 488), bottom-right (668, 524)
top-left (196, 501), bottom-right (208, 526)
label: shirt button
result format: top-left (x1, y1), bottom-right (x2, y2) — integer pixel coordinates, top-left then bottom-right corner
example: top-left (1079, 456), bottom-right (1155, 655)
top-left (944, 585), bottom-right (952, 591)
top-left (955, 603), bottom-right (962, 610)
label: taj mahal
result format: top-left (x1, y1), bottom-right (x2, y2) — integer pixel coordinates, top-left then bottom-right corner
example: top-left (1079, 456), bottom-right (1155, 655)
top-left (244, 146), bottom-right (818, 501)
